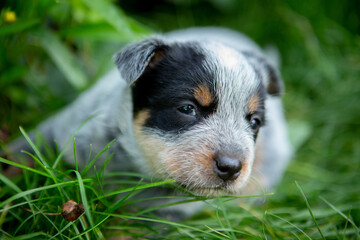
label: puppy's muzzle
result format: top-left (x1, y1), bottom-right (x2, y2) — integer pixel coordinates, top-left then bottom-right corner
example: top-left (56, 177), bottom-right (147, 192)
top-left (214, 153), bottom-right (243, 181)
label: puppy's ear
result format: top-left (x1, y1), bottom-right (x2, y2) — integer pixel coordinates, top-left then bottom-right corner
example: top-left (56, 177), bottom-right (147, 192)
top-left (263, 62), bottom-right (284, 95)
top-left (114, 38), bottom-right (167, 85)
top-left (244, 52), bottom-right (284, 95)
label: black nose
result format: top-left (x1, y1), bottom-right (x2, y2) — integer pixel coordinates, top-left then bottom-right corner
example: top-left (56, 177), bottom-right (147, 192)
top-left (214, 155), bottom-right (242, 181)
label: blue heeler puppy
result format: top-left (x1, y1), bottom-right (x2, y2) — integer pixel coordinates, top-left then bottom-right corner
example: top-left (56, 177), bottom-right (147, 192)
top-left (6, 27), bottom-right (292, 201)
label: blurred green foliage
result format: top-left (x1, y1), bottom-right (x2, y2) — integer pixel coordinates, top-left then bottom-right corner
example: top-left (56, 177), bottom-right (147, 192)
top-left (0, 0), bottom-right (359, 238)
top-left (0, 0), bottom-right (150, 134)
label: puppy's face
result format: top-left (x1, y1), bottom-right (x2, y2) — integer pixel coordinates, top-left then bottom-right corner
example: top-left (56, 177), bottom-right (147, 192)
top-left (115, 39), bottom-right (280, 196)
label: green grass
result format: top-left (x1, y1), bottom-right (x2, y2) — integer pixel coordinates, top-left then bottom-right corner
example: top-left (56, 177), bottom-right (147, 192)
top-left (0, 128), bottom-right (271, 239)
top-left (1, 0), bottom-right (360, 239)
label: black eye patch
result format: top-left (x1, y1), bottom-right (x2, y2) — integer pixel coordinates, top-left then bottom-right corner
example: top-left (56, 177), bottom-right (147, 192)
top-left (131, 43), bottom-right (218, 133)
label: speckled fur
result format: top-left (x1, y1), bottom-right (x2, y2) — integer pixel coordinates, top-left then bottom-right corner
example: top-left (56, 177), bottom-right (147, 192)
top-left (6, 27), bottom-right (292, 216)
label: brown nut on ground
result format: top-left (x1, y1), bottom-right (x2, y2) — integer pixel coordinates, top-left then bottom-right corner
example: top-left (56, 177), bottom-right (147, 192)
top-left (61, 200), bottom-right (85, 221)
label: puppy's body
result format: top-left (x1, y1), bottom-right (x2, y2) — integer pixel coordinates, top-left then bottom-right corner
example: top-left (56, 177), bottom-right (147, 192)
top-left (7, 27), bottom-right (292, 200)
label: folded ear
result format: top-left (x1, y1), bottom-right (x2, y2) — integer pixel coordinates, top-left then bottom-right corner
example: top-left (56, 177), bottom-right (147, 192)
top-left (263, 62), bottom-right (284, 95)
top-left (114, 38), bottom-right (167, 85)
top-left (242, 52), bottom-right (284, 95)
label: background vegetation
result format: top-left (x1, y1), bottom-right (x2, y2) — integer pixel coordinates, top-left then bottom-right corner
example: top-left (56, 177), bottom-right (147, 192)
top-left (0, 0), bottom-right (359, 239)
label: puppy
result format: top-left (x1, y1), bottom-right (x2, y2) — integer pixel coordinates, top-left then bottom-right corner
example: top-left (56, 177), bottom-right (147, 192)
top-left (6, 27), bottom-right (292, 199)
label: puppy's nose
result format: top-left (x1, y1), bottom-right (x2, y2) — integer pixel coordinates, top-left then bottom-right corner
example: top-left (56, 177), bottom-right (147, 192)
top-left (214, 155), bottom-right (242, 181)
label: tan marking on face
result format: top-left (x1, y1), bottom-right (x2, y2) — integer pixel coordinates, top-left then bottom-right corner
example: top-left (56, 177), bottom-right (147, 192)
top-left (248, 94), bottom-right (259, 113)
top-left (194, 84), bottom-right (213, 107)
top-left (134, 110), bottom-right (150, 127)
top-left (165, 147), bottom-right (215, 178)
top-left (133, 110), bottom-right (167, 174)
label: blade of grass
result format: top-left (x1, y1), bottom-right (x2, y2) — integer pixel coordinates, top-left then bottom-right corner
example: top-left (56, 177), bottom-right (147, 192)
top-left (93, 211), bottom-right (226, 239)
top-left (81, 139), bottom-right (116, 177)
top-left (69, 215), bottom-right (111, 240)
top-left (74, 138), bottom-right (78, 172)
top-left (49, 221), bottom-right (74, 240)
top-left (74, 171), bottom-right (93, 226)
top-left (74, 171), bottom-right (104, 239)
top-left (19, 127), bottom-right (67, 201)
top-left (107, 179), bottom-right (143, 213)
top-left (262, 210), bottom-right (268, 240)
top-left (343, 210), bottom-right (350, 240)
top-left (295, 181), bottom-right (325, 240)
top-left (238, 202), bottom-right (277, 239)
top-left (100, 152), bottom-right (113, 187)
top-left (0, 202), bottom-right (10, 230)
top-left (0, 180), bottom-right (91, 208)
top-left (127, 192), bottom-right (274, 217)
top-left (93, 166), bottom-right (102, 195)
top-left (30, 204), bottom-right (62, 236)
top-left (215, 201), bottom-right (227, 236)
top-left (268, 213), bottom-right (312, 240)
top-left (19, 127), bottom-right (49, 169)
top-left (52, 114), bottom-right (97, 170)
top-left (217, 198), bottom-right (236, 239)
top-left (0, 171), bottom-right (25, 193)
top-left (14, 211), bottom-right (42, 236)
top-left (19, 127), bottom-right (59, 182)
top-left (0, 196), bottom-right (58, 213)
top-left (319, 196), bottom-right (359, 238)
top-left (95, 180), bottom-right (175, 201)
top-left (205, 225), bottom-right (231, 239)
top-left (12, 232), bottom-right (51, 240)
top-left (78, 216), bottom-right (91, 240)
top-left (0, 157), bottom-right (50, 178)
top-left (134, 197), bottom-right (206, 216)
top-left (0, 229), bottom-right (13, 239)
top-left (0, 174), bottom-right (36, 221)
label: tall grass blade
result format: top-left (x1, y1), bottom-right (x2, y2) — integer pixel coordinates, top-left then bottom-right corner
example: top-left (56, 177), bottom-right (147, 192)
top-left (217, 198), bottom-right (236, 239)
top-left (19, 127), bottom-right (49, 169)
top-left (0, 157), bottom-right (50, 178)
top-left (12, 232), bottom-right (51, 240)
top-left (268, 213), bottom-right (312, 240)
top-left (93, 211), bottom-right (225, 239)
top-left (74, 138), bottom-right (78, 172)
top-left (81, 139), bottom-right (116, 177)
top-left (320, 196), bottom-right (359, 238)
top-left (0, 180), bottom-right (90, 208)
top-left (295, 181), bottom-right (325, 240)
top-left (74, 171), bottom-right (104, 239)
top-left (49, 221), bottom-right (73, 240)
top-left (96, 180), bottom-right (175, 201)
top-left (52, 114), bottom-right (97, 170)
top-left (0, 203), bottom-right (10, 230)
top-left (74, 171), bottom-right (93, 226)
top-left (0, 174), bottom-right (35, 219)
top-left (19, 127), bottom-right (66, 199)
top-left (205, 225), bottom-right (231, 239)
top-left (69, 215), bottom-right (111, 240)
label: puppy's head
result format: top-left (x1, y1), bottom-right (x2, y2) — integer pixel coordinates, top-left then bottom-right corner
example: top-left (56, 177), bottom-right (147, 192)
top-left (114, 37), bottom-right (283, 196)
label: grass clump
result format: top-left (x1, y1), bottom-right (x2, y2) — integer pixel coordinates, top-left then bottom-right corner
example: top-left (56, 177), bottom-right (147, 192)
top-left (0, 129), bottom-right (271, 239)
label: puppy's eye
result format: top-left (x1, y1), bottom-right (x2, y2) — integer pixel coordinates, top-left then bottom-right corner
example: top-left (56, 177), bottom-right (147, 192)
top-left (177, 105), bottom-right (196, 116)
top-left (249, 116), bottom-right (261, 131)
